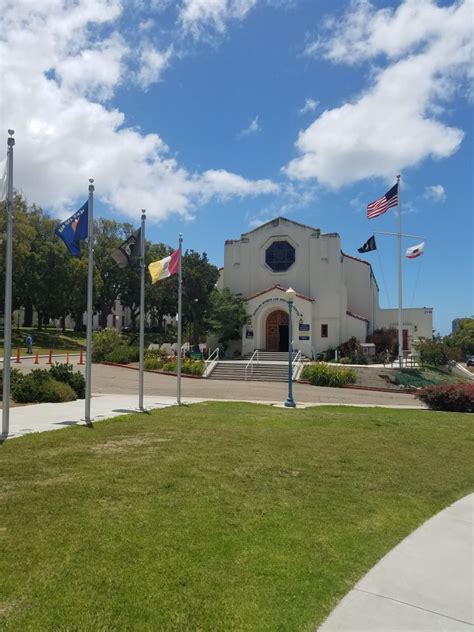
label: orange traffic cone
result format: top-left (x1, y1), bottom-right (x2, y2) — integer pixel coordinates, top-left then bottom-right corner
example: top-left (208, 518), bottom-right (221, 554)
top-left (15, 347), bottom-right (21, 363)
top-left (78, 349), bottom-right (84, 365)
top-left (47, 349), bottom-right (53, 365)
top-left (34, 351), bottom-right (39, 365)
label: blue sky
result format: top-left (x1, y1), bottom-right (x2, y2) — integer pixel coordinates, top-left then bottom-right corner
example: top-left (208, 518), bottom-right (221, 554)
top-left (1, 0), bottom-right (472, 334)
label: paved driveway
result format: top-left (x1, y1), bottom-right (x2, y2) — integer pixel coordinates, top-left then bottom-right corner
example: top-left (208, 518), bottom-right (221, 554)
top-left (11, 355), bottom-right (424, 408)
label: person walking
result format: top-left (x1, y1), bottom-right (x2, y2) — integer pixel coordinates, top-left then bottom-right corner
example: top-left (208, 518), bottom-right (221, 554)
top-left (25, 334), bottom-right (33, 354)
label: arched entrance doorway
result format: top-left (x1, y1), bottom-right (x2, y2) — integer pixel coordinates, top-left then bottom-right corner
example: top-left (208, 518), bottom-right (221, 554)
top-left (266, 310), bottom-right (289, 352)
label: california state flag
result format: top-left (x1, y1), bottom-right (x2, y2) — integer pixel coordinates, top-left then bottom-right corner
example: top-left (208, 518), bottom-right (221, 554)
top-left (405, 241), bottom-right (425, 259)
top-left (148, 249), bottom-right (179, 284)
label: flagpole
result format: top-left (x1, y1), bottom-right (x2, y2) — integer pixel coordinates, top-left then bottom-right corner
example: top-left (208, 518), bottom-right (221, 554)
top-left (138, 210), bottom-right (146, 411)
top-left (2, 130), bottom-right (15, 440)
top-left (84, 179), bottom-right (94, 426)
top-left (397, 174), bottom-right (403, 369)
top-left (176, 233), bottom-right (183, 405)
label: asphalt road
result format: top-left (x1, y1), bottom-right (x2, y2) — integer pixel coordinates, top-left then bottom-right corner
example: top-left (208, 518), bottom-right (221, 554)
top-left (12, 355), bottom-right (423, 408)
top-left (12, 356), bottom-right (424, 408)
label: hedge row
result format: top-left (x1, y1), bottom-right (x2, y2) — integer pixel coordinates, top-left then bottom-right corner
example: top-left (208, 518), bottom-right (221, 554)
top-left (301, 363), bottom-right (356, 388)
top-left (144, 355), bottom-right (204, 376)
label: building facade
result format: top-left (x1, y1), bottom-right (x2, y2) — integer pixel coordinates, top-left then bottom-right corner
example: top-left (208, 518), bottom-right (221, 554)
top-left (218, 217), bottom-right (433, 358)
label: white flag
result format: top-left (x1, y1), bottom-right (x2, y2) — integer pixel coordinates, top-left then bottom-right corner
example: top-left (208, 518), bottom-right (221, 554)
top-left (0, 158), bottom-right (6, 200)
top-left (406, 241), bottom-right (425, 259)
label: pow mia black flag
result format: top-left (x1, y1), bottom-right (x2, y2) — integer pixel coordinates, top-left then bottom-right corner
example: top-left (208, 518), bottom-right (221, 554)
top-left (358, 235), bottom-right (376, 254)
top-left (111, 228), bottom-right (141, 268)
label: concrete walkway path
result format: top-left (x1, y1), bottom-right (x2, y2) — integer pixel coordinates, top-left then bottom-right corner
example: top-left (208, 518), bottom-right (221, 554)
top-left (5, 393), bottom-right (206, 440)
top-left (319, 494), bottom-right (474, 631)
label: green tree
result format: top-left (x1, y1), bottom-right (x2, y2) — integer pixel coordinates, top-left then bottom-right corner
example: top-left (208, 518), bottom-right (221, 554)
top-left (93, 219), bottom-right (128, 328)
top-left (181, 251), bottom-right (220, 345)
top-left (414, 337), bottom-right (456, 366)
top-left (208, 288), bottom-right (248, 353)
top-left (445, 319), bottom-right (474, 357)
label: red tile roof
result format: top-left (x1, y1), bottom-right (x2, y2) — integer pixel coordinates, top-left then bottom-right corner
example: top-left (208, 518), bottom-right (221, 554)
top-left (346, 310), bottom-right (369, 323)
top-left (244, 284), bottom-right (315, 302)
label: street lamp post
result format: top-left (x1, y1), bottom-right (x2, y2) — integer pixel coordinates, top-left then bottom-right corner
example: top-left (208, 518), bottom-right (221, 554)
top-left (284, 287), bottom-right (296, 408)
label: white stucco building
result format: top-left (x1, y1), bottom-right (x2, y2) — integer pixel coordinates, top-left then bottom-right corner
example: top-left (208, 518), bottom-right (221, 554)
top-left (217, 217), bottom-right (433, 358)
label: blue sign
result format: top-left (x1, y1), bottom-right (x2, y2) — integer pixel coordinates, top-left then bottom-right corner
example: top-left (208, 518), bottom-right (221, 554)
top-left (299, 335), bottom-right (310, 341)
top-left (299, 323), bottom-right (310, 331)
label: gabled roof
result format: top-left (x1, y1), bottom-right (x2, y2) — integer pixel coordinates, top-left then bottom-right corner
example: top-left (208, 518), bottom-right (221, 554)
top-left (244, 284), bottom-right (315, 302)
top-left (240, 216), bottom-right (324, 238)
top-left (346, 310), bottom-right (369, 323)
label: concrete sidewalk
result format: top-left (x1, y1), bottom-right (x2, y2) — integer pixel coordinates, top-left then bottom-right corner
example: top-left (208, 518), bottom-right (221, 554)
top-left (5, 393), bottom-right (205, 440)
top-left (319, 494), bottom-right (474, 631)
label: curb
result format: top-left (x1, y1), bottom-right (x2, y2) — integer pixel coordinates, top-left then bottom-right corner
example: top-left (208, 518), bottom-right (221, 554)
top-left (296, 379), bottom-right (416, 395)
top-left (100, 361), bottom-right (204, 379)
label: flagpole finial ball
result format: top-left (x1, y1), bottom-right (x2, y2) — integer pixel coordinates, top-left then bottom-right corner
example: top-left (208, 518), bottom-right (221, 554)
top-left (141, 209), bottom-right (146, 220)
top-left (8, 129), bottom-right (14, 136)
top-left (89, 178), bottom-right (94, 184)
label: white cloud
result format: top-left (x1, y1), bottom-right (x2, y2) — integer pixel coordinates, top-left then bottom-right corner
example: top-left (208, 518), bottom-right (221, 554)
top-left (240, 115), bottom-right (261, 136)
top-left (137, 44), bottom-right (173, 88)
top-left (0, 0), bottom-right (278, 222)
top-left (179, 0), bottom-right (258, 37)
top-left (299, 98), bottom-right (319, 115)
top-left (286, 0), bottom-right (472, 188)
top-left (424, 184), bottom-right (446, 203)
top-left (55, 34), bottom-right (129, 101)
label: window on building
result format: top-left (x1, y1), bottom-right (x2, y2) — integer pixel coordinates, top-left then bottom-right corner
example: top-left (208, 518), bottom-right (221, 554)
top-left (321, 324), bottom-right (328, 338)
top-left (265, 241), bottom-right (295, 272)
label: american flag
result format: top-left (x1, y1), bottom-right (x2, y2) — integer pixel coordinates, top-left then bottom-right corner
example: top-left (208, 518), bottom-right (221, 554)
top-left (367, 183), bottom-right (398, 219)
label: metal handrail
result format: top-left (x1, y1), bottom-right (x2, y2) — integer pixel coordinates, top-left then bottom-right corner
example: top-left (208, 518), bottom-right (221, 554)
top-left (291, 349), bottom-right (302, 380)
top-left (245, 349), bottom-right (259, 380)
top-left (203, 347), bottom-right (219, 377)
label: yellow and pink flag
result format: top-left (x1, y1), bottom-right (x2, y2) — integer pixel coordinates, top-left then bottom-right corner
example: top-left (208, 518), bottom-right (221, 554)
top-left (148, 249), bottom-right (179, 284)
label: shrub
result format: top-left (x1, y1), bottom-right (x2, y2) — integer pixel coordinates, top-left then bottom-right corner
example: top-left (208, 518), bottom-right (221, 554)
top-left (301, 363), bottom-right (356, 387)
top-left (182, 360), bottom-right (205, 376)
top-left (158, 359), bottom-right (204, 376)
top-left (0, 368), bottom-right (24, 400)
top-left (92, 328), bottom-right (124, 362)
top-left (144, 356), bottom-right (163, 370)
top-left (104, 345), bottom-right (140, 365)
top-left (37, 379), bottom-right (76, 403)
top-left (416, 384), bottom-right (474, 412)
top-left (367, 328), bottom-right (398, 355)
top-left (338, 357), bottom-right (353, 365)
top-left (414, 338), bottom-right (453, 367)
top-left (49, 363), bottom-right (85, 398)
top-left (11, 370), bottom-right (76, 403)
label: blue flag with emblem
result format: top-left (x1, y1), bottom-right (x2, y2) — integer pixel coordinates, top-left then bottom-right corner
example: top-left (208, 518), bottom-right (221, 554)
top-left (55, 201), bottom-right (89, 256)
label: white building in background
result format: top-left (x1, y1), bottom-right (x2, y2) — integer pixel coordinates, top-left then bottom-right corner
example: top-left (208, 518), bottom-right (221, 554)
top-left (13, 300), bottom-right (134, 332)
top-left (217, 217), bottom-right (433, 358)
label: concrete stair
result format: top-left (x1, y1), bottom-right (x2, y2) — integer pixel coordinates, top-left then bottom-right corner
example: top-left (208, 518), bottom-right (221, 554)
top-left (242, 351), bottom-right (311, 362)
top-left (207, 351), bottom-right (311, 382)
top-left (207, 361), bottom-right (290, 382)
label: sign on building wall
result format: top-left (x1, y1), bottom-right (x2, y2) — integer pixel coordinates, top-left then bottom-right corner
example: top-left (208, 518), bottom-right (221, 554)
top-left (299, 335), bottom-right (310, 341)
top-left (299, 323), bottom-right (310, 331)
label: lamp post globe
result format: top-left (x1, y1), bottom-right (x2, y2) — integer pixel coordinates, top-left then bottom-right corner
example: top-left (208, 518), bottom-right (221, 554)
top-left (284, 287), bottom-right (296, 408)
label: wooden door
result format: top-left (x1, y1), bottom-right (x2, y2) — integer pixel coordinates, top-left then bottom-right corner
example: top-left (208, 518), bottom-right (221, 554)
top-left (266, 310), bottom-right (288, 351)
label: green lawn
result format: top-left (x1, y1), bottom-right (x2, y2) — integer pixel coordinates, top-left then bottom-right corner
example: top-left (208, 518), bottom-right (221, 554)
top-left (1, 403), bottom-right (473, 631)
top-left (0, 327), bottom-right (86, 356)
